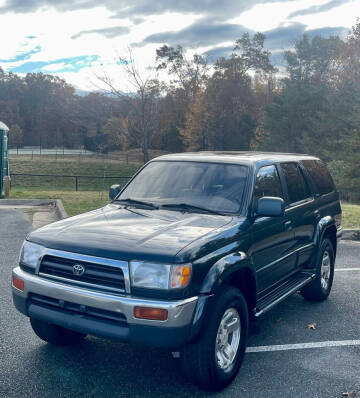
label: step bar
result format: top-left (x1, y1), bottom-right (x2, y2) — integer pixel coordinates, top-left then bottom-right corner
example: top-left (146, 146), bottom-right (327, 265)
top-left (255, 273), bottom-right (315, 317)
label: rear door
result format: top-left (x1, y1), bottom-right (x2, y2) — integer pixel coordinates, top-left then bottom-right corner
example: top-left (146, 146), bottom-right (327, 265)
top-left (250, 164), bottom-right (296, 293)
top-left (279, 162), bottom-right (317, 269)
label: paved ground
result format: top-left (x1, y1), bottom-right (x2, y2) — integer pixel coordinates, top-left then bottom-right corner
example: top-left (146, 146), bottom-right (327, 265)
top-left (1, 208), bottom-right (359, 398)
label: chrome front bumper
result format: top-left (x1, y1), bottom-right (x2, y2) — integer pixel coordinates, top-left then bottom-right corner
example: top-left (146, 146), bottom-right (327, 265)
top-left (12, 267), bottom-right (198, 329)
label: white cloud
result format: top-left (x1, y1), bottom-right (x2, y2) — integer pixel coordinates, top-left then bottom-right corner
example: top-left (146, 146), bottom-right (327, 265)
top-left (0, 1), bottom-right (358, 90)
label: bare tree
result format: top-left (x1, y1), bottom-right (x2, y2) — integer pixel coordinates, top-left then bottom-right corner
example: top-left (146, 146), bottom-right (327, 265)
top-left (96, 49), bottom-right (161, 163)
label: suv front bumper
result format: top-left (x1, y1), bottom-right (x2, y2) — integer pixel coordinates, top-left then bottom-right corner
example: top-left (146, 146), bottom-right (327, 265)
top-left (12, 267), bottom-right (198, 348)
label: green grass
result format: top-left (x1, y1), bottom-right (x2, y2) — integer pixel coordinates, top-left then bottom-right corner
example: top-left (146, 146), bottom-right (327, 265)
top-left (9, 157), bottom-right (140, 191)
top-left (341, 203), bottom-right (360, 229)
top-left (11, 189), bottom-right (110, 217)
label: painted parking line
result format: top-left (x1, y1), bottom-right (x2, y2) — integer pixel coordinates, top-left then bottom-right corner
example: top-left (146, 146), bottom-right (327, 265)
top-left (335, 268), bottom-right (360, 272)
top-left (246, 340), bottom-right (360, 353)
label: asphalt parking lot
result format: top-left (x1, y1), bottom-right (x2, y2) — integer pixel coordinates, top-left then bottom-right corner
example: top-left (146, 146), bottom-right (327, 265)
top-left (1, 207), bottom-right (359, 398)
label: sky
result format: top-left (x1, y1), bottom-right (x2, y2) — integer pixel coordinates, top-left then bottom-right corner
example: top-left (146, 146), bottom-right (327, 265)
top-left (0, 0), bottom-right (359, 92)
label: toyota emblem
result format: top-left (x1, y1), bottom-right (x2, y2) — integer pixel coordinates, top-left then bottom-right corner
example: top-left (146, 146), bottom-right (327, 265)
top-left (72, 263), bottom-right (85, 276)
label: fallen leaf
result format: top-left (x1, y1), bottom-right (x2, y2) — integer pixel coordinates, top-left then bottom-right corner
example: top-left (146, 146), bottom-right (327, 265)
top-left (342, 391), bottom-right (356, 397)
top-left (306, 322), bottom-right (316, 330)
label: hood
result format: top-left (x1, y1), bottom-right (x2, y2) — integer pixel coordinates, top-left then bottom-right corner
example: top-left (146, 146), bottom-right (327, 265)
top-left (29, 204), bottom-right (233, 263)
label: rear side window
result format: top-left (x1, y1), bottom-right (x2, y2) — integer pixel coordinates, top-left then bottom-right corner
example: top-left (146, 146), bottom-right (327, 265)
top-left (302, 160), bottom-right (335, 195)
top-left (253, 165), bottom-right (283, 201)
top-left (280, 162), bottom-right (311, 204)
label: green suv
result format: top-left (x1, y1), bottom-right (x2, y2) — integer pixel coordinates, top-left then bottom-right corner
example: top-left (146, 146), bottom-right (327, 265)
top-left (13, 152), bottom-right (342, 390)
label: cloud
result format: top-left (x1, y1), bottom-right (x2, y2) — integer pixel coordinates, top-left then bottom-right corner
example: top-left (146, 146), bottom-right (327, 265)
top-left (204, 46), bottom-right (233, 62)
top-left (0, 45), bottom-right (41, 63)
top-left (9, 55), bottom-right (99, 73)
top-left (141, 19), bottom-right (252, 47)
top-left (0, 0), bottom-right (297, 21)
top-left (289, 0), bottom-right (354, 18)
top-left (72, 26), bottom-right (130, 39)
top-left (140, 21), bottom-right (346, 52)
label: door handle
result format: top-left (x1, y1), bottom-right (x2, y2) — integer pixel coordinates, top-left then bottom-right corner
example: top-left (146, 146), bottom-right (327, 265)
top-left (314, 210), bottom-right (321, 219)
top-left (284, 220), bottom-right (292, 227)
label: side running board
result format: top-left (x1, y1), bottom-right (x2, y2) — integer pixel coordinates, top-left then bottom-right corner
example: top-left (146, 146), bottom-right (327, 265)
top-left (255, 273), bottom-right (315, 317)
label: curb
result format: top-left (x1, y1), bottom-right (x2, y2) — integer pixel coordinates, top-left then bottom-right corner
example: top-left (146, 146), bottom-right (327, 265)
top-left (342, 229), bottom-right (360, 241)
top-left (0, 198), bottom-right (68, 219)
top-left (54, 199), bottom-right (68, 219)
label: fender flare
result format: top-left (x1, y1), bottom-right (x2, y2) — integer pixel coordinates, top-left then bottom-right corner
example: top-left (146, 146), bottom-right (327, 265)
top-left (309, 216), bottom-right (337, 268)
top-left (188, 251), bottom-right (256, 342)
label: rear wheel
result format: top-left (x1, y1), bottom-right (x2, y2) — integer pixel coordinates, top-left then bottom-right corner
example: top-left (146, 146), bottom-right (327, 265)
top-left (30, 317), bottom-right (86, 346)
top-left (301, 238), bottom-right (335, 301)
top-left (180, 286), bottom-right (248, 390)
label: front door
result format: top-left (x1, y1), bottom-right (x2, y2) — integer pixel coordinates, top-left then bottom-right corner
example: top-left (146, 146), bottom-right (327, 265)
top-left (249, 165), bottom-right (296, 293)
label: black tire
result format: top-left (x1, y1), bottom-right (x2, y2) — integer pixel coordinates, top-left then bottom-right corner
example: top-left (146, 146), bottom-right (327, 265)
top-left (180, 286), bottom-right (248, 391)
top-left (30, 318), bottom-right (86, 346)
top-left (301, 238), bottom-right (335, 301)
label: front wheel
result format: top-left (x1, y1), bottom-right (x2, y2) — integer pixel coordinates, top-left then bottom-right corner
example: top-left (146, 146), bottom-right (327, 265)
top-left (301, 238), bottom-right (335, 301)
top-left (180, 286), bottom-right (248, 390)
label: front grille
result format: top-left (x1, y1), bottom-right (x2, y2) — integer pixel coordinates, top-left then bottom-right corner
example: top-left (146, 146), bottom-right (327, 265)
top-left (39, 255), bottom-right (126, 293)
top-left (29, 293), bottom-right (127, 324)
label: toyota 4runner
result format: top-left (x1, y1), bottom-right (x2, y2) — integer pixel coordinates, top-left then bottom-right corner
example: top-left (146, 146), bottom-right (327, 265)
top-left (12, 152), bottom-right (342, 390)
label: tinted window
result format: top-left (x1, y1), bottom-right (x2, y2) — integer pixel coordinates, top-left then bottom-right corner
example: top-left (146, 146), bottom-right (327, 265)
top-left (253, 165), bottom-right (283, 202)
top-left (280, 162), bottom-right (311, 204)
top-left (119, 161), bottom-right (248, 213)
top-left (302, 160), bottom-right (334, 195)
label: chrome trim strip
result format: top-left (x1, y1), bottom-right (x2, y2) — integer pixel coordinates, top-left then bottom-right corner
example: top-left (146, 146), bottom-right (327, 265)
top-left (285, 198), bottom-right (314, 211)
top-left (35, 247), bottom-right (131, 294)
top-left (38, 273), bottom-right (126, 295)
top-left (257, 243), bottom-right (315, 274)
top-left (12, 267), bottom-right (198, 327)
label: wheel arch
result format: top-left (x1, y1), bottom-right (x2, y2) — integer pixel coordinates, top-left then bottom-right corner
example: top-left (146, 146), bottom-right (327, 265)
top-left (189, 252), bottom-right (257, 342)
top-left (314, 216), bottom-right (337, 256)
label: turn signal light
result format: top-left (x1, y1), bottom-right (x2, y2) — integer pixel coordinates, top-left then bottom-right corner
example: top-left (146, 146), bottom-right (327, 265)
top-left (12, 276), bottom-right (24, 291)
top-left (134, 306), bottom-right (168, 321)
top-left (171, 265), bottom-right (191, 288)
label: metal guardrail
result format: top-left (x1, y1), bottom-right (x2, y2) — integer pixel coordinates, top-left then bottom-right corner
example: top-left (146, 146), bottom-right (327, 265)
top-left (11, 173), bottom-right (132, 192)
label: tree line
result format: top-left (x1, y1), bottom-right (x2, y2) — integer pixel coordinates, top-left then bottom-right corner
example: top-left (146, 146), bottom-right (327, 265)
top-left (1, 21), bottom-right (359, 197)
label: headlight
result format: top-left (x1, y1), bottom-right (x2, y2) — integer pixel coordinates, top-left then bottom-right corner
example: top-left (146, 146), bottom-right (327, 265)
top-left (19, 241), bottom-right (45, 269)
top-left (130, 261), bottom-right (192, 290)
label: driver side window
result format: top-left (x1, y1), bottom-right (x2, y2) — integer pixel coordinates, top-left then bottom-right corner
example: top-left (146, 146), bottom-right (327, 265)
top-left (253, 165), bottom-right (283, 203)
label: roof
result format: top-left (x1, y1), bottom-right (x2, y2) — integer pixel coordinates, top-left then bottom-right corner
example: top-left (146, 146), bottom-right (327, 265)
top-left (0, 121), bottom-right (9, 132)
top-left (154, 151), bottom-right (319, 165)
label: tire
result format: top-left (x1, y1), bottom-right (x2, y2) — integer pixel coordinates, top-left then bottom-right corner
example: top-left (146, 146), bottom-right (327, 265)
top-left (301, 238), bottom-right (335, 301)
top-left (180, 286), bottom-right (248, 391)
top-left (30, 318), bottom-right (86, 346)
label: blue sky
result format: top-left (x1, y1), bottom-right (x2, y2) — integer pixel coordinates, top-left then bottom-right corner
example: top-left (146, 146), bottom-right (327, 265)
top-left (0, 0), bottom-right (358, 90)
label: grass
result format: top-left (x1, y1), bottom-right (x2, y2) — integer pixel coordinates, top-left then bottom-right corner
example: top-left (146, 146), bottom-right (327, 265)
top-left (341, 203), bottom-right (360, 229)
top-left (11, 189), bottom-right (110, 217)
top-left (9, 156), bottom-right (141, 191)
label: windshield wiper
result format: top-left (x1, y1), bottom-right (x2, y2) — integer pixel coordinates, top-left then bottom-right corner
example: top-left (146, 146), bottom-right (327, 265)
top-left (161, 203), bottom-right (223, 215)
top-left (115, 198), bottom-right (159, 209)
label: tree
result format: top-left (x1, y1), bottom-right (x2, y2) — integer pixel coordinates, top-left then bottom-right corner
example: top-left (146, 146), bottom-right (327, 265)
top-left (181, 33), bottom-right (274, 151)
top-left (264, 34), bottom-right (342, 154)
top-left (97, 50), bottom-right (162, 162)
top-left (9, 124), bottom-right (23, 147)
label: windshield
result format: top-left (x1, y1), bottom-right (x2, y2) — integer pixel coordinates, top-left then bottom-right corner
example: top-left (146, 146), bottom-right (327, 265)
top-left (118, 161), bottom-right (248, 214)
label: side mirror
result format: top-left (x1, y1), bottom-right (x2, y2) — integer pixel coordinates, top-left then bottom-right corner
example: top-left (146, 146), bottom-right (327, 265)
top-left (109, 184), bottom-right (121, 200)
top-left (256, 197), bottom-right (285, 217)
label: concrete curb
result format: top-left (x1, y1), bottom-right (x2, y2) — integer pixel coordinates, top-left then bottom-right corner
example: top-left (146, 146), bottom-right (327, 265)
top-left (0, 198), bottom-right (68, 219)
top-left (54, 199), bottom-right (68, 219)
top-left (342, 229), bottom-right (360, 241)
